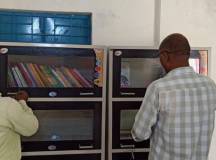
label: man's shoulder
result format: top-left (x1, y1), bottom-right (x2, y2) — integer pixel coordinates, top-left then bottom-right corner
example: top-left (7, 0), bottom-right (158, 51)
top-left (197, 74), bottom-right (216, 87)
top-left (149, 77), bottom-right (168, 88)
top-left (0, 97), bottom-right (14, 102)
top-left (0, 97), bottom-right (19, 106)
top-left (146, 78), bottom-right (165, 93)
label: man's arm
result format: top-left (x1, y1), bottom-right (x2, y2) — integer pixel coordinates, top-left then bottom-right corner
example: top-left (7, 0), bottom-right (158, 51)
top-left (7, 94), bottom-right (38, 137)
top-left (131, 83), bottom-right (159, 141)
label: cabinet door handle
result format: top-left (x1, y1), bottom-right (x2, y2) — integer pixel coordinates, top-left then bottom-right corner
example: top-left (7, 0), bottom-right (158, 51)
top-left (79, 144), bottom-right (94, 149)
top-left (7, 92), bottom-right (17, 96)
top-left (120, 92), bottom-right (136, 96)
top-left (80, 92), bottom-right (94, 96)
top-left (48, 145), bottom-right (57, 151)
top-left (120, 144), bottom-right (135, 148)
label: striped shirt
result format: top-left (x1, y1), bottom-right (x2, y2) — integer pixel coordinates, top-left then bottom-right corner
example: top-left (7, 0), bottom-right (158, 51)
top-left (132, 67), bottom-right (216, 160)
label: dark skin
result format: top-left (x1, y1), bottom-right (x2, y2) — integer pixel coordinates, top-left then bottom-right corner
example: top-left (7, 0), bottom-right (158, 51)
top-left (159, 51), bottom-right (190, 73)
top-left (14, 90), bottom-right (29, 101)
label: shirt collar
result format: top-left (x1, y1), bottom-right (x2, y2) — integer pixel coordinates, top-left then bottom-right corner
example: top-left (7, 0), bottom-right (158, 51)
top-left (166, 66), bottom-right (195, 77)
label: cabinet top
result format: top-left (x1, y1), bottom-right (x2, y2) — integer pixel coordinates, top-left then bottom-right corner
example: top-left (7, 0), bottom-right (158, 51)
top-left (0, 42), bottom-right (106, 49)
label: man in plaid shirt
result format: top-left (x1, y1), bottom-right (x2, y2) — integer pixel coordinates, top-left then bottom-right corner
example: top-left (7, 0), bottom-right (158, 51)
top-left (132, 33), bottom-right (216, 160)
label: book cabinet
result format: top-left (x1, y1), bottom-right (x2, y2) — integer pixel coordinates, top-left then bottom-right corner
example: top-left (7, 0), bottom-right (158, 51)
top-left (108, 46), bottom-right (210, 160)
top-left (0, 42), bottom-right (107, 160)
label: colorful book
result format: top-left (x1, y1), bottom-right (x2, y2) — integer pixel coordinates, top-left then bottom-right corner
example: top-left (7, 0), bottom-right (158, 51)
top-left (79, 70), bottom-right (93, 84)
top-left (63, 67), bottom-right (82, 87)
top-left (59, 67), bottom-right (77, 87)
top-left (45, 65), bottom-right (64, 87)
top-left (73, 68), bottom-right (91, 87)
top-left (39, 65), bottom-right (55, 87)
top-left (14, 65), bottom-right (28, 87)
top-left (55, 67), bottom-right (72, 87)
top-left (8, 67), bottom-right (16, 87)
top-left (23, 63), bottom-right (39, 87)
top-left (28, 63), bottom-right (45, 87)
top-left (50, 67), bottom-right (67, 87)
top-left (17, 63), bottom-right (34, 87)
top-left (11, 67), bottom-right (22, 87)
top-left (33, 64), bottom-right (50, 87)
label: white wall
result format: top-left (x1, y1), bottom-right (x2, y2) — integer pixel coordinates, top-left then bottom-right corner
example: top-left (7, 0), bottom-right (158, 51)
top-left (0, 0), bottom-right (155, 46)
top-left (160, 1), bottom-right (216, 159)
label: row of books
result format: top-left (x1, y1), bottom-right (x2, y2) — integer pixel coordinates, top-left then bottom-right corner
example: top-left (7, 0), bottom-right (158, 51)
top-left (8, 62), bottom-right (93, 88)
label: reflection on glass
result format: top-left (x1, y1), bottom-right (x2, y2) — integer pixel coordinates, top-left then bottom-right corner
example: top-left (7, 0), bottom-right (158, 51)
top-left (120, 110), bottom-right (138, 140)
top-left (189, 50), bottom-right (208, 75)
top-left (121, 58), bottom-right (164, 88)
top-left (8, 54), bottom-right (94, 88)
top-left (22, 110), bottom-right (93, 141)
top-left (189, 59), bottom-right (200, 74)
top-left (199, 50), bottom-right (208, 75)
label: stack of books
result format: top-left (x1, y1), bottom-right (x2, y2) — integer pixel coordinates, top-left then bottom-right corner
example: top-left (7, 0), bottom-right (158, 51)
top-left (8, 62), bottom-right (93, 88)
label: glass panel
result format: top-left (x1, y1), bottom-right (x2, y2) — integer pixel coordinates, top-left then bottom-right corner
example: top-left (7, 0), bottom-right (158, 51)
top-left (120, 109), bottom-right (138, 140)
top-left (121, 58), bottom-right (164, 88)
top-left (7, 47), bottom-right (104, 88)
top-left (189, 58), bottom-right (200, 74)
top-left (199, 50), bottom-right (208, 75)
top-left (22, 110), bottom-right (93, 141)
top-left (189, 50), bottom-right (208, 75)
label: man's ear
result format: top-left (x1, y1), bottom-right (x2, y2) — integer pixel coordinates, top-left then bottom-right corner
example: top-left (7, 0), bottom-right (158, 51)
top-left (161, 52), bottom-right (169, 64)
top-left (162, 52), bottom-right (171, 71)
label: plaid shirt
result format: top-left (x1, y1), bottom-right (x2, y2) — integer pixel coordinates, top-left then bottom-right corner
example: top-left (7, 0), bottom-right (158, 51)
top-left (132, 67), bottom-right (216, 160)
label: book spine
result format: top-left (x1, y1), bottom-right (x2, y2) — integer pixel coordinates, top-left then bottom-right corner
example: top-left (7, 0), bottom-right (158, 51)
top-left (39, 65), bottom-right (55, 87)
top-left (73, 68), bottom-right (92, 87)
top-left (14, 65), bottom-right (28, 87)
top-left (17, 63), bottom-right (34, 87)
top-left (68, 68), bottom-right (83, 87)
top-left (8, 67), bottom-right (16, 87)
top-left (64, 67), bottom-right (82, 87)
top-left (45, 65), bottom-right (64, 87)
top-left (24, 63), bottom-right (39, 87)
top-left (59, 67), bottom-right (76, 87)
top-left (28, 63), bottom-right (45, 87)
top-left (11, 67), bottom-right (22, 87)
top-left (33, 64), bottom-right (50, 87)
top-left (55, 67), bottom-right (71, 87)
top-left (50, 67), bottom-right (66, 87)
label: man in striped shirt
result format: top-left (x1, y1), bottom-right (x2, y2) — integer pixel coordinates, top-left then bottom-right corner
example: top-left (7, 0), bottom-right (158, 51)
top-left (132, 33), bottom-right (216, 160)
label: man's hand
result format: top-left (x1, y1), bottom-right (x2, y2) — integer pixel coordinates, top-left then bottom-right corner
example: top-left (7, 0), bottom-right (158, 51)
top-left (14, 91), bottom-right (29, 101)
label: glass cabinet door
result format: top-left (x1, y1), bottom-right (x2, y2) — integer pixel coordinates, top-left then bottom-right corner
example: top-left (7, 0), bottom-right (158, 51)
top-left (22, 110), bottom-right (94, 142)
top-left (120, 58), bottom-right (163, 88)
top-left (112, 102), bottom-right (149, 149)
top-left (22, 102), bottom-right (101, 151)
top-left (120, 109), bottom-right (138, 140)
top-left (112, 49), bottom-right (164, 97)
top-left (112, 48), bottom-right (209, 97)
top-left (0, 45), bottom-right (104, 97)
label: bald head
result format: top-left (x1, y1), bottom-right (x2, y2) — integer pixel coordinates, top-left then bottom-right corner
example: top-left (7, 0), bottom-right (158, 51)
top-left (159, 33), bottom-right (190, 55)
top-left (159, 33), bottom-right (191, 73)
